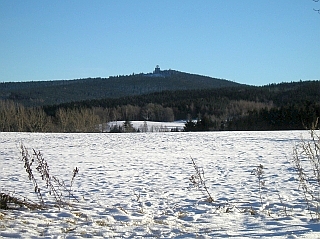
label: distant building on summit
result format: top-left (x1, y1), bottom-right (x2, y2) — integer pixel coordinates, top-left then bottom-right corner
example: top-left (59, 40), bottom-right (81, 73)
top-left (144, 65), bottom-right (174, 78)
top-left (154, 65), bottom-right (161, 74)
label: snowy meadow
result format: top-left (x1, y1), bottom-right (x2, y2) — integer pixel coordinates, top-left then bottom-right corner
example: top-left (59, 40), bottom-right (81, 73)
top-left (1, 131), bottom-right (320, 238)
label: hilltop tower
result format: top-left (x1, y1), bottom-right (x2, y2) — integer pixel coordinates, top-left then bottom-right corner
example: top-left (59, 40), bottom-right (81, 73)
top-left (154, 65), bottom-right (161, 74)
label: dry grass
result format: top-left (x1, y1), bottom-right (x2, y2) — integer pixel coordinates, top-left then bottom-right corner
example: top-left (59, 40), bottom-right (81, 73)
top-left (0, 143), bottom-right (79, 210)
top-left (292, 119), bottom-right (320, 220)
top-left (0, 192), bottom-right (43, 210)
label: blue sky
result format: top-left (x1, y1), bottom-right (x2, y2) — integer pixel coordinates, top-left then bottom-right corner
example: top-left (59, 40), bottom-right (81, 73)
top-left (1, 1), bottom-right (319, 85)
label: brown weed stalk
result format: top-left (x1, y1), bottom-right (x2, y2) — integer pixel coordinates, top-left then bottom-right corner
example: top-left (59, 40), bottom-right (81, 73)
top-left (251, 164), bottom-right (265, 206)
top-left (19, 144), bottom-right (79, 208)
top-left (292, 119), bottom-right (320, 220)
top-left (189, 157), bottom-right (214, 203)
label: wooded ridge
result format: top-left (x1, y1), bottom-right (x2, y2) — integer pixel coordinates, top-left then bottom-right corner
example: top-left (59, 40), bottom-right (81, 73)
top-left (0, 69), bottom-right (319, 132)
top-left (0, 70), bottom-right (242, 107)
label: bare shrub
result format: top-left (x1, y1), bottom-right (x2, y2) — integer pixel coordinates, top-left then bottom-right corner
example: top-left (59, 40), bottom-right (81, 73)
top-left (17, 144), bottom-right (79, 208)
top-left (292, 119), bottom-right (320, 220)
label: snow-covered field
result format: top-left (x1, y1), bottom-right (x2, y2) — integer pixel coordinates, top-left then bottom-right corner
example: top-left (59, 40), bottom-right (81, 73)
top-left (1, 131), bottom-right (319, 238)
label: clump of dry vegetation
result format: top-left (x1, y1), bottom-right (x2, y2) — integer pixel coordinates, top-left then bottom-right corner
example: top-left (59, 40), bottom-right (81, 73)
top-left (292, 119), bottom-right (320, 220)
top-left (0, 192), bottom-right (43, 210)
top-left (0, 144), bottom-right (79, 210)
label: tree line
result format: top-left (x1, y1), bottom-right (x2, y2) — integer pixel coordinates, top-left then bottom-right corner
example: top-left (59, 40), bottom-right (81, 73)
top-left (0, 100), bottom-right (100, 132)
top-left (0, 100), bottom-right (175, 132)
top-left (0, 98), bottom-right (265, 132)
top-left (1, 80), bottom-right (320, 132)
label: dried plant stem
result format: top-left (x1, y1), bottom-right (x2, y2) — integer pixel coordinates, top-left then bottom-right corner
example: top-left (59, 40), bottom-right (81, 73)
top-left (292, 119), bottom-right (320, 220)
top-left (18, 143), bottom-right (79, 208)
top-left (20, 145), bottom-right (44, 205)
top-left (252, 164), bottom-right (265, 206)
top-left (189, 157), bottom-right (214, 203)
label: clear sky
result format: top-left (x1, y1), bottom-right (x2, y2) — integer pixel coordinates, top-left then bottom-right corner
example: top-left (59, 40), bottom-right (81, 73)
top-left (1, 1), bottom-right (319, 85)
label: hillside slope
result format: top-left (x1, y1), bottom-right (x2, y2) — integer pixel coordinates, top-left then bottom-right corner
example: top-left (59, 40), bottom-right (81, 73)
top-left (0, 70), bottom-right (243, 107)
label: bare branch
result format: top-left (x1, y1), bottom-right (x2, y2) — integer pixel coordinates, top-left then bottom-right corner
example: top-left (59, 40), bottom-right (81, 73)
top-left (313, 0), bottom-right (320, 14)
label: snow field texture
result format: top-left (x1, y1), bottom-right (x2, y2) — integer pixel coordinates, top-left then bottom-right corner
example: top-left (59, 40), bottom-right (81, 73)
top-left (0, 131), bottom-right (320, 238)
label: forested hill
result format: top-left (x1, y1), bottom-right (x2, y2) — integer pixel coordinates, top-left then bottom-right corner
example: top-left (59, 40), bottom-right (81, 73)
top-left (0, 70), bottom-right (243, 107)
top-left (43, 80), bottom-right (320, 131)
top-left (1, 67), bottom-right (320, 132)
top-left (0, 77), bottom-right (320, 132)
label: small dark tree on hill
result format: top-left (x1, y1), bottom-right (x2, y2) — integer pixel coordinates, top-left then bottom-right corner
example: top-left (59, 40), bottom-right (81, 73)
top-left (123, 120), bottom-right (135, 132)
top-left (184, 120), bottom-right (196, 132)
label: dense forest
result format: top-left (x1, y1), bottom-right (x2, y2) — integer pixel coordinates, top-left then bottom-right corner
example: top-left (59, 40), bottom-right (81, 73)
top-left (0, 75), bottom-right (319, 132)
top-left (0, 70), bottom-right (242, 107)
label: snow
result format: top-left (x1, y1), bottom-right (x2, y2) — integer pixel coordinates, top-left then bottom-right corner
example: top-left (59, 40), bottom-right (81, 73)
top-left (1, 131), bottom-right (320, 238)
